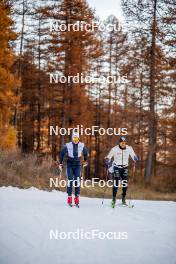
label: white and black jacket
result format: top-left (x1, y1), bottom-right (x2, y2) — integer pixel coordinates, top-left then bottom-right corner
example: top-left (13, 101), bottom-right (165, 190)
top-left (106, 145), bottom-right (136, 168)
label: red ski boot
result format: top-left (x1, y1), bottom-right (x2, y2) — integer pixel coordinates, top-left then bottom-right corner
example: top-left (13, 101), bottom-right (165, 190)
top-left (67, 196), bottom-right (72, 207)
top-left (74, 196), bottom-right (79, 208)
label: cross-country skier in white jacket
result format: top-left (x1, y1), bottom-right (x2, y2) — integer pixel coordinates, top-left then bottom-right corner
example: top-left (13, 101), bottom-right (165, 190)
top-left (104, 136), bottom-right (139, 208)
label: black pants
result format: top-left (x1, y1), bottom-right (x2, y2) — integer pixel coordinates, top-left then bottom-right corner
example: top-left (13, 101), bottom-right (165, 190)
top-left (113, 166), bottom-right (128, 199)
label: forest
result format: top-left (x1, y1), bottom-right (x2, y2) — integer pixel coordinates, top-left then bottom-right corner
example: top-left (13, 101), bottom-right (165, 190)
top-left (0, 0), bottom-right (175, 198)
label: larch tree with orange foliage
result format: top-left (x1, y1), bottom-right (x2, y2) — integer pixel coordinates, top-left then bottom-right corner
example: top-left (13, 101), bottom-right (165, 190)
top-left (0, 0), bottom-right (19, 149)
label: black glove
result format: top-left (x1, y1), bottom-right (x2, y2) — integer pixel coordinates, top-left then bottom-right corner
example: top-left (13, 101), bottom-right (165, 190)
top-left (104, 158), bottom-right (109, 169)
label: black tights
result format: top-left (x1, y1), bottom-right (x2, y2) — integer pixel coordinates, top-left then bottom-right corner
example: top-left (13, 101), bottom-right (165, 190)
top-left (113, 167), bottom-right (128, 200)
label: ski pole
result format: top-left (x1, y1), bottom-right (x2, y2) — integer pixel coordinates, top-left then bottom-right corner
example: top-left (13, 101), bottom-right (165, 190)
top-left (55, 162), bottom-right (64, 181)
top-left (129, 163), bottom-right (135, 208)
top-left (58, 164), bottom-right (63, 181)
top-left (102, 168), bottom-right (109, 205)
top-left (81, 163), bottom-right (87, 182)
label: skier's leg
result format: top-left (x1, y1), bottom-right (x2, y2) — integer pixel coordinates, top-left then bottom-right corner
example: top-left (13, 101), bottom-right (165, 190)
top-left (66, 164), bottom-right (73, 202)
top-left (73, 165), bottom-right (81, 204)
top-left (121, 168), bottom-right (128, 204)
top-left (112, 167), bottom-right (120, 201)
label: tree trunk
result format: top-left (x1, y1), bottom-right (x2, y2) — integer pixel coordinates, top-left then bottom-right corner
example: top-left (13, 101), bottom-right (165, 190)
top-left (144, 0), bottom-right (157, 182)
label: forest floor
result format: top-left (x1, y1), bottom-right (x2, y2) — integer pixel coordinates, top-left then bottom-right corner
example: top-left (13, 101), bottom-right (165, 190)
top-left (0, 150), bottom-right (176, 201)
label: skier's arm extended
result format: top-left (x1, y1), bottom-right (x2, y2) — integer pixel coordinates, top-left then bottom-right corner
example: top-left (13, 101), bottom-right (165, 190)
top-left (129, 146), bottom-right (139, 162)
top-left (104, 148), bottom-right (114, 168)
top-left (106, 148), bottom-right (114, 161)
top-left (59, 145), bottom-right (68, 164)
top-left (83, 145), bottom-right (88, 162)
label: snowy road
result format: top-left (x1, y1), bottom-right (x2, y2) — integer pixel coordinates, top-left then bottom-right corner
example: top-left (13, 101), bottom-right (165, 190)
top-left (0, 187), bottom-right (176, 264)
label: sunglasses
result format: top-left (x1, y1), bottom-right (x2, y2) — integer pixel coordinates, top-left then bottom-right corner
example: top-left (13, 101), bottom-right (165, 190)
top-left (72, 137), bottom-right (79, 141)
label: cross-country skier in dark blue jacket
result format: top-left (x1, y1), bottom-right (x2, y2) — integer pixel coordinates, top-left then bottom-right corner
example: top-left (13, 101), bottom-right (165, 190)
top-left (58, 132), bottom-right (88, 207)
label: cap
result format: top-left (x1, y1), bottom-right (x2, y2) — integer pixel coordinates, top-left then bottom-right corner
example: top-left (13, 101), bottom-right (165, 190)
top-left (72, 131), bottom-right (80, 139)
top-left (119, 136), bottom-right (127, 142)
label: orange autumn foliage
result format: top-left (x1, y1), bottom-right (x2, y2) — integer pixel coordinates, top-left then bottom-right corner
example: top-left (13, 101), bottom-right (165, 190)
top-left (0, 0), bottom-right (19, 149)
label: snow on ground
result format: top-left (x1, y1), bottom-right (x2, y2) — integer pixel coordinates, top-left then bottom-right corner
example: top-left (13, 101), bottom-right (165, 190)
top-left (0, 187), bottom-right (176, 264)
